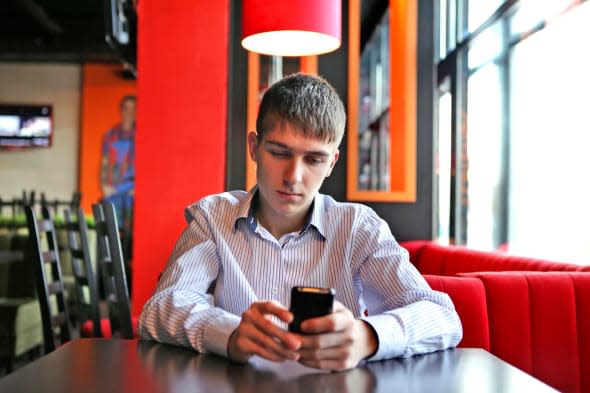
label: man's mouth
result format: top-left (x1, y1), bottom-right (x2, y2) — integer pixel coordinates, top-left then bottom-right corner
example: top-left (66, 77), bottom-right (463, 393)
top-left (276, 190), bottom-right (302, 199)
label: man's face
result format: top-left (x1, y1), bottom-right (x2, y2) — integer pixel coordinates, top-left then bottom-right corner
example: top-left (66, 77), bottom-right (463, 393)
top-left (121, 99), bottom-right (136, 127)
top-left (248, 123), bottom-right (339, 224)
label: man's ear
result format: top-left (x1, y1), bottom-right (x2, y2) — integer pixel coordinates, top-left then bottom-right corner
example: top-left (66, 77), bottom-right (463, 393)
top-left (247, 132), bottom-right (258, 162)
top-left (326, 149), bottom-right (340, 177)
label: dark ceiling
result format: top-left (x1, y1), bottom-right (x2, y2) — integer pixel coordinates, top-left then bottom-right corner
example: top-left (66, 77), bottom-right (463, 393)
top-left (0, 0), bottom-right (116, 62)
top-left (0, 0), bottom-right (386, 63)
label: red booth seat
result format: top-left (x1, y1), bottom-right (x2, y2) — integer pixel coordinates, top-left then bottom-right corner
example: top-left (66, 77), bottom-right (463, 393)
top-left (423, 269), bottom-right (590, 393)
top-left (403, 240), bottom-right (590, 275)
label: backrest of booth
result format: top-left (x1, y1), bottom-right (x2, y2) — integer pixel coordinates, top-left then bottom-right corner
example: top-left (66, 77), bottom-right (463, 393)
top-left (425, 271), bottom-right (590, 393)
top-left (403, 240), bottom-right (589, 275)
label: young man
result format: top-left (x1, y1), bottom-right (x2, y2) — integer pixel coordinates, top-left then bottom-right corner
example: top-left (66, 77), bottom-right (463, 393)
top-left (139, 74), bottom-right (462, 370)
top-left (100, 94), bottom-right (136, 231)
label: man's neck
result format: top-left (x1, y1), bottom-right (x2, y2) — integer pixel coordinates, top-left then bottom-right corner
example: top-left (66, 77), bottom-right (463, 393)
top-left (254, 195), bottom-right (312, 239)
top-left (256, 212), bottom-right (305, 239)
top-left (121, 121), bottom-right (134, 132)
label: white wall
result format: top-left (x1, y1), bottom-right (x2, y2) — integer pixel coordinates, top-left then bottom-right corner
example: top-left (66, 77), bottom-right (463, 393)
top-left (0, 63), bottom-right (81, 204)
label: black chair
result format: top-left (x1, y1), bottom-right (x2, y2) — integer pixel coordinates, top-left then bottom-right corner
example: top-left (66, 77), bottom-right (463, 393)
top-left (63, 208), bottom-right (102, 338)
top-left (92, 201), bottom-right (134, 338)
top-left (24, 205), bottom-right (71, 353)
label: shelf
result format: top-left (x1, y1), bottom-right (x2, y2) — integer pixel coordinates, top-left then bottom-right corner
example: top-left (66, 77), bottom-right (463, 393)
top-left (347, 0), bottom-right (417, 202)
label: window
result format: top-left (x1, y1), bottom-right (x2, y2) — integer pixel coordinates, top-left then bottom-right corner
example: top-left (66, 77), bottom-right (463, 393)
top-left (434, 80), bottom-right (453, 244)
top-left (434, 0), bottom-right (590, 264)
top-left (508, 1), bottom-right (590, 262)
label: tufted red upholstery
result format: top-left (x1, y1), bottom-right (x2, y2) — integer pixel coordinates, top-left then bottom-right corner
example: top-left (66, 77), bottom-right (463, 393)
top-left (405, 241), bottom-right (590, 392)
top-left (421, 268), bottom-right (590, 392)
top-left (457, 272), bottom-right (590, 393)
top-left (402, 240), bottom-right (590, 275)
top-left (423, 275), bottom-right (490, 350)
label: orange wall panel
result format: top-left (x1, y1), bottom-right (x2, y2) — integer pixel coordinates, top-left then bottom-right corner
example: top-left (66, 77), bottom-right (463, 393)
top-left (79, 64), bottom-right (136, 213)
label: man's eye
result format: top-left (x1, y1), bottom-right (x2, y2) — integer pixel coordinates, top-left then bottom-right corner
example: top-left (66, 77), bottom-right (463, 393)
top-left (306, 157), bottom-right (324, 165)
top-left (270, 151), bottom-right (289, 158)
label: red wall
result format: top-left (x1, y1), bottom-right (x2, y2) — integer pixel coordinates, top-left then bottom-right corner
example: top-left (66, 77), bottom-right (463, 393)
top-left (132, 0), bottom-right (229, 315)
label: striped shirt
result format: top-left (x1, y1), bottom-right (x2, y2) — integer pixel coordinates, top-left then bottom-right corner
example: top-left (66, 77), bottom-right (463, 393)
top-left (138, 189), bottom-right (462, 361)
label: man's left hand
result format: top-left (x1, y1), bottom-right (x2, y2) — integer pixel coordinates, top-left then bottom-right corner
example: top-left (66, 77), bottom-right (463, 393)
top-left (296, 301), bottom-right (378, 370)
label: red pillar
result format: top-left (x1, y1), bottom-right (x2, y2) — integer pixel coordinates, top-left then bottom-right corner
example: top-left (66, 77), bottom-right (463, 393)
top-left (132, 0), bottom-right (229, 315)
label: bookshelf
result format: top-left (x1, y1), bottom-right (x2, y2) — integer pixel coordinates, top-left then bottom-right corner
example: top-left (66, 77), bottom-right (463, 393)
top-left (347, 0), bottom-right (417, 202)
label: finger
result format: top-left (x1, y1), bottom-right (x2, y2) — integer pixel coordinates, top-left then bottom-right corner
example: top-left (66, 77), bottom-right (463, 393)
top-left (299, 301), bottom-right (350, 334)
top-left (300, 309), bottom-right (351, 334)
top-left (237, 334), bottom-right (296, 362)
top-left (298, 342), bottom-right (358, 370)
top-left (332, 300), bottom-right (346, 311)
top-left (298, 354), bottom-right (358, 371)
top-left (298, 331), bottom-right (350, 350)
top-left (298, 345), bottom-right (352, 361)
top-left (249, 329), bottom-right (300, 359)
top-left (246, 309), bottom-right (301, 350)
top-left (236, 323), bottom-right (300, 360)
top-left (255, 300), bottom-right (294, 323)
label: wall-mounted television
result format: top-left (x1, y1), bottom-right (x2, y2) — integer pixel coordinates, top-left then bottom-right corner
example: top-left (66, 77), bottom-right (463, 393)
top-left (0, 104), bottom-right (53, 148)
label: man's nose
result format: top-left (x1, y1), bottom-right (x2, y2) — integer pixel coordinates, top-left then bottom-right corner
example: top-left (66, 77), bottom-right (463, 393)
top-left (283, 158), bottom-right (304, 185)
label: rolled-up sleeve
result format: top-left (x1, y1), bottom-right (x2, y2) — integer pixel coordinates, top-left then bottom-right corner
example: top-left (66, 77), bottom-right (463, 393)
top-left (352, 212), bottom-right (463, 360)
top-left (138, 205), bottom-right (240, 357)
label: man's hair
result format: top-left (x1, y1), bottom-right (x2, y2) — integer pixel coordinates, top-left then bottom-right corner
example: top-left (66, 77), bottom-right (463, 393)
top-left (120, 95), bottom-right (136, 109)
top-left (256, 73), bottom-right (346, 145)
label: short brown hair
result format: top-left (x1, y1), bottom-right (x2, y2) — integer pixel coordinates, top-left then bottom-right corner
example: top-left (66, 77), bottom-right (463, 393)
top-left (256, 73), bottom-right (346, 145)
top-left (120, 95), bottom-right (136, 109)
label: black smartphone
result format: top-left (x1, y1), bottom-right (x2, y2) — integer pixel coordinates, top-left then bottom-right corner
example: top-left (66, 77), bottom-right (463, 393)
top-left (288, 286), bottom-right (335, 334)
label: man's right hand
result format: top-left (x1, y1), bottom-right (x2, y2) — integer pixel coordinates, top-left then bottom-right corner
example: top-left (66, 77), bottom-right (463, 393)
top-left (101, 184), bottom-right (116, 197)
top-left (227, 300), bottom-right (302, 363)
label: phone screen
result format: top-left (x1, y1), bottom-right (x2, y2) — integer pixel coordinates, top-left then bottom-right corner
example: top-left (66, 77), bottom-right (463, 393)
top-left (288, 286), bottom-right (335, 333)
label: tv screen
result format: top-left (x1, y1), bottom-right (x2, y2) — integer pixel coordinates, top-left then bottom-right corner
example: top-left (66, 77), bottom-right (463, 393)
top-left (0, 104), bottom-right (53, 148)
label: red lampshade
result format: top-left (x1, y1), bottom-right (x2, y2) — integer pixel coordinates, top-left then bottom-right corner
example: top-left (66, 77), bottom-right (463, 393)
top-left (241, 0), bottom-right (341, 57)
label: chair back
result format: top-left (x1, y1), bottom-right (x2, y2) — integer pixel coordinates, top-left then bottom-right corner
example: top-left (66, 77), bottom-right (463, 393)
top-left (92, 201), bottom-right (133, 338)
top-left (63, 207), bottom-right (102, 337)
top-left (24, 205), bottom-right (71, 353)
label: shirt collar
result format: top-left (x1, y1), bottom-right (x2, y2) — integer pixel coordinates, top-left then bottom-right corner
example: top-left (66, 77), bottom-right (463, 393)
top-left (235, 187), bottom-right (258, 231)
top-left (234, 187), bottom-right (326, 239)
top-left (305, 194), bottom-right (326, 239)
top-left (113, 123), bottom-right (135, 139)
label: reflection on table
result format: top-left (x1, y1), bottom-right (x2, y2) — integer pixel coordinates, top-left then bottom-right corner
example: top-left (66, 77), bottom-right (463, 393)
top-left (0, 339), bottom-right (558, 393)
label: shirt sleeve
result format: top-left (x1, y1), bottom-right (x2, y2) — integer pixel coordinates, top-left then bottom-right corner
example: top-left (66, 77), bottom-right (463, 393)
top-left (138, 204), bottom-right (241, 357)
top-left (352, 210), bottom-right (463, 361)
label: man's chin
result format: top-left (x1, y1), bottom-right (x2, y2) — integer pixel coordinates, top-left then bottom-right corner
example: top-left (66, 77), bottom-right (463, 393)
top-left (272, 200), bottom-right (307, 216)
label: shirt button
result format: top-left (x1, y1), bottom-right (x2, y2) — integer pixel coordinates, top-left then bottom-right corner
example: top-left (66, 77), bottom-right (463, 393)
top-left (272, 287), bottom-right (278, 294)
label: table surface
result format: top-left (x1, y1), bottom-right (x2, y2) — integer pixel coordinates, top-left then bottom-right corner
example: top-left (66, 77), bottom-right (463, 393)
top-left (0, 339), bottom-right (557, 393)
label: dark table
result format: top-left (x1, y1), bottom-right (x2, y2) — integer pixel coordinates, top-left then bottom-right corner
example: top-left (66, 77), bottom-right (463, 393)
top-left (0, 339), bottom-right (557, 393)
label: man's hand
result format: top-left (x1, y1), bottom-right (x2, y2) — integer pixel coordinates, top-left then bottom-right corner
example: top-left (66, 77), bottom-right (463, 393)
top-left (227, 300), bottom-right (302, 363)
top-left (296, 301), bottom-right (378, 370)
top-left (101, 184), bottom-right (116, 197)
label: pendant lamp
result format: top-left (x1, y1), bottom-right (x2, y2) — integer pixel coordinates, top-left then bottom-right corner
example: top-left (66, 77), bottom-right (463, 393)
top-left (241, 0), bottom-right (341, 57)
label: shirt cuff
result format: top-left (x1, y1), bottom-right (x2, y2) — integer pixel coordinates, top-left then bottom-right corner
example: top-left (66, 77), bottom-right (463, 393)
top-left (202, 312), bottom-right (241, 358)
top-left (362, 314), bottom-right (406, 361)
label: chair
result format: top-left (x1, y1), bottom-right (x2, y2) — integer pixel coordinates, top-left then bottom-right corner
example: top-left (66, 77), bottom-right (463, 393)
top-left (63, 208), bottom-right (102, 337)
top-left (92, 201), bottom-right (134, 338)
top-left (24, 205), bottom-right (71, 354)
